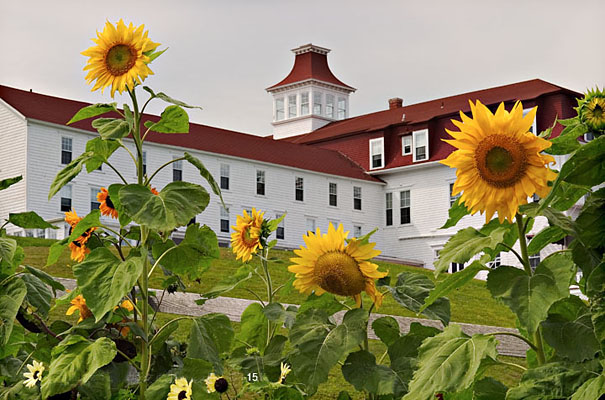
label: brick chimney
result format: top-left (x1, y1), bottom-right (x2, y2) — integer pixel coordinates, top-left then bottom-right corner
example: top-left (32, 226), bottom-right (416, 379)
top-left (389, 97), bottom-right (403, 110)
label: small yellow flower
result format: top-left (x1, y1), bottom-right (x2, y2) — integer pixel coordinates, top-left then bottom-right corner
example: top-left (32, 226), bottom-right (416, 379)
top-left (66, 294), bottom-right (93, 323)
top-left (279, 362), bottom-right (291, 384)
top-left (167, 377), bottom-right (192, 400)
top-left (231, 208), bottom-right (265, 262)
top-left (22, 360), bottom-right (44, 388)
top-left (205, 373), bottom-right (229, 393)
top-left (119, 299), bottom-right (134, 312)
top-left (579, 88), bottom-right (605, 133)
top-left (98, 188), bottom-right (118, 219)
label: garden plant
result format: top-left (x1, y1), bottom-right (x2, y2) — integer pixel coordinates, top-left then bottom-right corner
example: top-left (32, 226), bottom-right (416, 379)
top-left (0, 19), bottom-right (604, 399)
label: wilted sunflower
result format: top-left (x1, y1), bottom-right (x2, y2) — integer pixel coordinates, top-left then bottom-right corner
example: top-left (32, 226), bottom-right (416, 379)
top-left (22, 360), bottom-right (44, 388)
top-left (279, 362), bottom-right (291, 384)
top-left (289, 223), bottom-right (387, 308)
top-left (231, 208), bottom-right (264, 262)
top-left (82, 19), bottom-right (160, 97)
top-left (441, 100), bottom-right (557, 223)
top-left (578, 88), bottom-right (605, 133)
top-left (150, 186), bottom-right (159, 195)
top-left (205, 373), bottom-right (228, 394)
top-left (167, 377), bottom-right (192, 400)
top-left (66, 294), bottom-right (93, 323)
top-left (64, 210), bottom-right (97, 262)
top-left (97, 188), bottom-right (118, 218)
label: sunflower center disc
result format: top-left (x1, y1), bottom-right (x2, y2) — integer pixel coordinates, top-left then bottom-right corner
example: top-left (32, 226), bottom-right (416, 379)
top-left (314, 251), bottom-right (365, 296)
top-left (105, 195), bottom-right (115, 209)
top-left (105, 44), bottom-right (137, 76)
top-left (241, 226), bottom-right (258, 247)
top-left (33, 371), bottom-right (39, 379)
top-left (474, 135), bottom-right (527, 188)
top-left (178, 391), bottom-right (187, 400)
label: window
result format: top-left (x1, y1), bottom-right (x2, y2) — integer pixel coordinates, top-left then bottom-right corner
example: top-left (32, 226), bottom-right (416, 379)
top-left (369, 138), bottom-right (384, 169)
top-left (172, 158), bottom-right (183, 181)
top-left (329, 183), bottom-right (337, 207)
top-left (532, 194), bottom-right (540, 203)
top-left (142, 151), bottom-right (147, 175)
top-left (413, 130), bottom-right (429, 162)
top-left (301, 92), bottom-right (309, 115)
top-left (288, 94), bottom-right (297, 118)
top-left (220, 164), bottom-right (230, 190)
top-left (306, 218), bottom-right (316, 233)
top-left (402, 135), bottom-right (412, 155)
top-left (487, 253), bottom-right (501, 269)
top-left (326, 94), bottom-right (335, 118)
top-left (386, 192), bottom-right (393, 226)
top-left (400, 190), bottom-right (411, 224)
top-left (353, 186), bottom-right (362, 210)
top-left (276, 214), bottom-right (285, 239)
top-left (584, 132), bottom-right (595, 142)
top-left (220, 207), bottom-right (229, 233)
top-left (529, 253), bottom-right (540, 271)
top-left (256, 170), bottom-right (265, 196)
top-left (353, 225), bottom-right (362, 237)
top-left (60, 185), bottom-right (72, 212)
top-left (450, 183), bottom-right (461, 207)
top-left (90, 187), bottom-right (100, 211)
top-left (523, 108), bottom-right (537, 134)
top-left (61, 137), bottom-right (72, 164)
top-left (275, 97), bottom-right (285, 121)
top-left (450, 262), bottom-right (465, 273)
top-left (295, 177), bottom-right (304, 201)
top-left (188, 217), bottom-right (196, 226)
top-left (313, 92), bottom-right (322, 115)
top-left (337, 97), bottom-right (346, 119)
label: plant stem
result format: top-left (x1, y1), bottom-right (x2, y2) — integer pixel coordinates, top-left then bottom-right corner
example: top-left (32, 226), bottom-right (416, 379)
top-left (515, 214), bottom-right (532, 275)
top-left (104, 160), bottom-right (128, 184)
top-left (496, 359), bottom-right (527, 372)
top-left (144, 156), bottom-right (185, 186)
top-left (534, 328), bottom-right (546, 365)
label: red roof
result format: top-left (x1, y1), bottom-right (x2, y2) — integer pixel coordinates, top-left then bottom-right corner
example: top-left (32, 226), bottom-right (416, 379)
top-left (287, 79), bottom-right (580, 144)
top-left (0, 85), bottom-right (380, 183)
top-left (267, 44), bottom-right (355, 91)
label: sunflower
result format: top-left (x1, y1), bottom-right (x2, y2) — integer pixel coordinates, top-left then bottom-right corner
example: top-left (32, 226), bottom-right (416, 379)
top-left (578, 88), bottom-right (605, 133)
top-left (231, 208), bottom-right (265, 262)
top-left (441, 100), bottom-right (557, 223)
top-left (167, 377), bottom-right (192, 400)
top-left (64, 210), bottom-right (97, 262)
top-left (66, 294), bottom-right (93, 323)
top-left (22, 360), bottom-right (44, 388)
top-left (279, 362), bottom-right (291, 384)
top-left (82, 19), bottom-right (160, 97)
top-left (97, 188), bottom-right (118, 218)
top-left (288, 223), bottom-right (387, 308)
top-left (205, 373), bottom-right (229, 394)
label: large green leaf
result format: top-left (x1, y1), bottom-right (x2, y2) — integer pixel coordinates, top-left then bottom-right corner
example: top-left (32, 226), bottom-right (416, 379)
top-left (591, 295), bottom-right (605, 355)
top-left (402, 325), bottom-right (498, 400)
top-left (372, 316), bottom-right (400, 346)
top-left (67, 103), bottom-right (117, 125)
top-left (289, 308), bottom-right (368, 394)
top-left (0, 175), bottom-right (22, 191)
top-left (0, 277), bottom-right (26, 346)
top-left (151, 223), bottom-right (219, 279)
top-left (48, 151), bottom-right (95, 199)
top-left (119, 182), bottom-right (209, 232)
top-left (0, 238), bottom-right (17, 270)
top-left (297, 292), bottom-right (345, 316)
top-left (527, 226), bottom-right (567, 256)
top-left (41, 335), bottom-right (116, 398)
top-left (184, 152), bottom-right (224, 205)
top-left (559, 135), bottom-right (605, 186)
top-left (45, 210), bottom-right (101, 266)
top-left (107, 184), bottom-right (131, 226)
top-left (236, 302), bottom-right (269, 351)
top-left (434, 226), bottom-right (507, 275)
top-left (78, 370), bottom-right (111, 400)
top-left (472, 377), bottom-right (507, 400)
top-left (440, 198), bottom-right (470, 229)
top-left (143, 87), bottom-right (203, 110)
top-left (91, 118), bottom-right (131, 139)
top-left (575, 188), bottom-right (605, 250)
top-left (0, 323), bottom-right (24, 359)
top-left (342, 350), bottom-right (404, 396)
top-left (549, 181), bottom-right (591, 211)
top-left (8, 211), bottom-right (56, 230)
top-left (21, 274), bottom-right (52, 317)
top-left (571, 374), bottom-right (605, 400)
top-left (73, 247), bottom-right (144, 322)
top-left (487, 251), bottom-right (576, 335)
top-left (84, 137), bottom-right (121, 172)
top-left (545, 122), bottom-right (586, 154)
top-left (188, 313), bottom-right (233, 374)
top-left (197, 264), bottom-right (252, 304)
top-left (144, 105), bottom-right (189, 133)
top-left (384, 272), bottom-right (450, 326)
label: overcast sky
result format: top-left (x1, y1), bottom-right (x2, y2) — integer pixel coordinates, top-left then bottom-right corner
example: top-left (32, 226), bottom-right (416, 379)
top-left (1, 0), bottom-right (603, 136)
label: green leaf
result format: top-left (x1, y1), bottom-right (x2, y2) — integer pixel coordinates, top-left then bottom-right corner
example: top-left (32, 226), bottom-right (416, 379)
top-left (274, 387), bottom-right (304, 400)
top-left (402, 325), bottom-right (498, 400)
top-left (188, 313), bottom-right (233, 374)
top-left (289, 308), bottom-right (367, 394)
top-left (41, 335), bottom-right (117, 398)
top-left (237, 303), bottom-right (269, 351)
top-left (151, 321), bottom-right (178, 354)
top-left (384, 272), bottom-right (450, 326)
top-left (267, 213), bottom-right (286, 233)
top-left (146, 47), bottom-right (168, 63)
top-left (542, 207), bottom-right (576, 236)
top-left (73, 247), bottom-right (144, 322)
top-left (119, 182), bottom-right (209, 232)
top-left (263, 334), bottom-right (287, 366)
top-left (91, 118), bottom-right (131, 139)
top-left (151, 224), bottom-right (219, 280)
top-left (0, 237), bottom-right (17, 270)
top-left (434, 226), bottom-right (507, 275)
top-left (559, 135), bottom-right (605, 186)
top-left (440, 198), bottom-right (470, 229)
top-left (541, 296), bottom-right (599, 362)
top-left (336, 392), bottom-right (353, 400)
top-left (21, 274), bottom-right (52, 317)
top-left (487, 251), bottom-right (576, 335)
top-left (342, 350), bottom-right (403, 396)
top-left (8, 211), bottom-right (56, 230)
top-left (78, 370), bottom-right (111, 400)
top-left (527, 226), bottom-right (567, 255)
top-left (297, 292), bottom-right (345, 316)
top-left (0, 277), bottom-right (26, 346)
top-left (372, 316), bottom-right (400, 346)
top-left (184, 152), bottom-right (224, 206)
top-left (107, 184), bottom-right (131, 226)
top-left (197, 265), bottom-right (252, 303)
top-left (472, 377), bottom-right (507, 400)
top-left (545, 123), bottom-right (585, 154)
top-left (586, 262), bottom-right (605, 298)
top-left (144, 375), bottom-right (174, 400)
top-left (0, 323), bottom-right (24, 359)
top-left (46, 210), bottom-right (101, 266)
top-left (548, 181), bottom-right (591, 211)
top-left (67, 103), bottom-right (117, 125)
top-left (48, 151), bottom-right (94, 199)
top-left (571, 374), bottom-right (605, 400)
top-left (144, 105), bottom-right (189, 133)
top-left (576, 188), bottom-right (605, 250)
top-left (182, 358), bottom-right (213, 381)
top-left (0, 175), bottom-right (22, 191)
top-left (420, 261), bottom-right (488, 314)
top-left (84, 137), bottom-right (121, 173)
top-left (142, 86), bottom-right (202, 110)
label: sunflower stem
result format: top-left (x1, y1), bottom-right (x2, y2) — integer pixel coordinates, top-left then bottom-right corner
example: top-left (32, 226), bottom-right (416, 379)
top-left (104, 160), bottom-right (128, 184)
top-left (515, 214), bottom-right (532, 276)
top-left (144, 156), bottom-right (186, 186)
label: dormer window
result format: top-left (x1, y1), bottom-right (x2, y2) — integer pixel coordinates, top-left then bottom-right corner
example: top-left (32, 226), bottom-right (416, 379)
top-left (413, 129), bottom-right (429, 162)
top-left (326, 94), bottom-right (335, 118)
top-left (301, 92), bottom-right (310, 115)
top-left (337, 97), bottom-right (346, 119)
top-left (288, 95), bottom-right (297, 118)
top-left (313, 92), bottom-right (322, 115)
top-left (369, 137), bottom-right (384, 169)
top-left (275, 98), bottom-right (284, 121)
top-left (402, 135), bottom-right (412, 155)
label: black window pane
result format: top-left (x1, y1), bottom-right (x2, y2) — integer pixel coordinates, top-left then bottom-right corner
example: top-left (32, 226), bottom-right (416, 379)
top-left (91, 202), bottom-right (100, 210)
top-left (220, 176), bottom-right (229, 190)
top-left (220, 219), bottom-right (229, 233)
top-left (173, 170), bottom-right (182, 182)
top-left (61, 198), bottom-right (71, 212)
top-left (276, 227), bottom-right (284, 239)
top-left (329, 194), bottom-right (337, 207)
top-left (354, 198), bottom-right (362, 210)
top-left (372, 155), bottom-right (382, 168)
top-left (416, 147), bottom-right (426, 160)
top-left (296, 189), bottom-right (303, 202)
top-left (400, 208), bottom-right (410, 224)
top-left (188, 217), bottom-right (196, 226)
top-left (257, 183), bottom-right (265, 195)
top-left (61, 151), bottom-right (71, 165)
top-left (143, 165), bottom-right (147, 175)
top-left (386, 209), bottom-right (393, 226)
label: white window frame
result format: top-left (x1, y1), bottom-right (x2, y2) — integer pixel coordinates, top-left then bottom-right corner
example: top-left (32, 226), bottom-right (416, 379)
top-left (172, 157), bottom-right (183, 181)
top-left (329, 182), bottom-right (337, 207)
top-left (60, 185), bottom-right (72, 212)
top-left (385, 192), bottom-right (393, 226)
top-left (220, 206), bottom-right (230, 233)
top-left (288, 94), bottom-right (297, 118)
top-left (353, 225), bottom-right (362, 237)
top-left (326, 94), bottom-right (335, 118)
top-left (256, 170), bottom-right (265, 196)
top-left (301, 92), bottom-right (310, 115)
top-left (402, 135), bottom-right (412, 155)
top-left (142, 151), bottom-right (147, 175)
top-left (306, 218), bottom-right (316, 234)
top-left (337, 97), bottom-right (346, 119)
top-left (523, 108), bottom-right (538, 134)
top-left (449, 182), bottom-right (461, 207)
top-left (220, 164), bottom-right (230, 191)
top-left (412, 129), bottom-right (429, 162)
top-left (275, 97), bottom-right (285, 121)
top-left (275, 213), bottom-right (285, 239)
top-left (369, 137), bottom-right (384, 169)
top-left (353, 186), bottom-right (362, 210)
top-left (400, 190), bottom-right (411, 224)
top-left (295, 177), bottom-right (304, 202)
top-left (90, 187), bottom-right (101, 211)
top-left (313, 92), bottom-right (322, 115)
top-left (61, 136), bottom-right (72, 165)
top-left (450, 262), bottom-right (465, 273)
top-left (487, 253), bottom-right (501, 269)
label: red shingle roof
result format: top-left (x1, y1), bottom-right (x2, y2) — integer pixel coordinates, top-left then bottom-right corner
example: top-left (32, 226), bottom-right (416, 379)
top-left (287, 79), bottom-right (579, 144)
top-left (0, 85), bottom-right (381, 183)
